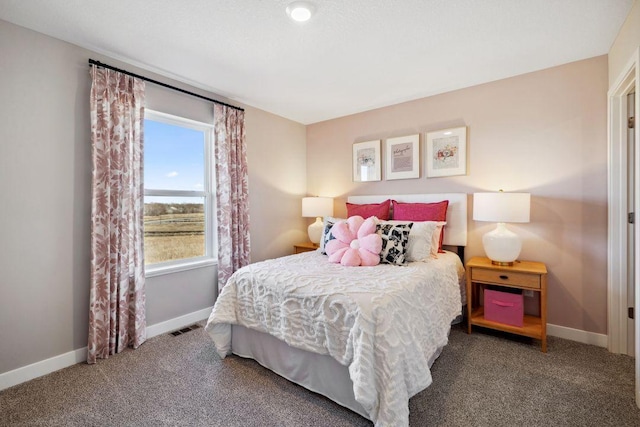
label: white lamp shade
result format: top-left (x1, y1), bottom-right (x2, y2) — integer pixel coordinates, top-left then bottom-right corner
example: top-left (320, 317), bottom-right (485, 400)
top-left (473, 192), bottom-right (530, 223)
top-left (473, 192), bottom-right (530, 265)
top-left (302, 197), bottom-right (333, 218)
top-left (302, 197), bottom-right (333, 244)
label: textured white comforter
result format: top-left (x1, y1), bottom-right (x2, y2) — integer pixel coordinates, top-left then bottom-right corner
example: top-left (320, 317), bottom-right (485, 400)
top-left (205, 250), bottom-right (464, 426)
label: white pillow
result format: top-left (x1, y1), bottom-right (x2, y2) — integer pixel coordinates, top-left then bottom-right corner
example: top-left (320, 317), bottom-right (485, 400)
top-left (383, 220), bottom-right (446, 262)
top-left (429, 222), bottom-right (447, 258)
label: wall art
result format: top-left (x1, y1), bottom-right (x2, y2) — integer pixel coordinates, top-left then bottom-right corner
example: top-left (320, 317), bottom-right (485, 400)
top-left (426, 126), bottom-right (467, 177)
top-left (385, 134), bottom-right (419, 180)
top-left (353, 139), bottom-right (381, 182)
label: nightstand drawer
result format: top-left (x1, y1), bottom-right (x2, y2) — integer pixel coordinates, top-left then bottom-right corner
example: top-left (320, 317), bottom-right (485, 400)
top-left (471, 268), bottom-right (541, 289)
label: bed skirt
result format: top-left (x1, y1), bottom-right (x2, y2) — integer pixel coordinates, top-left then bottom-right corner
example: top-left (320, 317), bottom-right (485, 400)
top-left (230, 324), bottom-right (447, 421)
top-left (231, 324), bottom-right (370, 419)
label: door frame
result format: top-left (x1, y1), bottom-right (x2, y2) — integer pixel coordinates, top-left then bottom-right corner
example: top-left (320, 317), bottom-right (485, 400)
top-left (608, 47), bottom-right (639, 406)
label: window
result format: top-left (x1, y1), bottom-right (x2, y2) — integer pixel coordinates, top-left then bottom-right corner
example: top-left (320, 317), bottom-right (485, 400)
top-left (143, 110), bottom-right (215, 276)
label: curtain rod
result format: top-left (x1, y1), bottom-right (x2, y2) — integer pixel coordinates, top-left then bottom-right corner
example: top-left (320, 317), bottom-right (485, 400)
top-left (88, 59), bottom-right (244, 112)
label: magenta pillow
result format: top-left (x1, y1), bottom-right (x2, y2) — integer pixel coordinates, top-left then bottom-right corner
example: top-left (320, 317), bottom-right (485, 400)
top-left (391, 200), bottom-right (449, 252)
top-left (346, 199), bottom-right (391, 220)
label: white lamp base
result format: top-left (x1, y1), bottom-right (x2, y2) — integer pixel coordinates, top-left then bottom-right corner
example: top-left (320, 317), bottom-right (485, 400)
top-left (308, 217), bottom-right (324, 244)
top-left (482, 222), bottom-right (522, 266)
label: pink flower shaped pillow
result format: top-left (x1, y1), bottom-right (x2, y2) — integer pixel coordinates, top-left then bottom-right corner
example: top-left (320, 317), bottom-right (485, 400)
top-left (325, 216), bottom-right (382, 266)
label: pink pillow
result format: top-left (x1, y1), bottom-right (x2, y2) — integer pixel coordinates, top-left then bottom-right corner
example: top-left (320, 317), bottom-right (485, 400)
top-left (325, 216), bottom-right (382, 266)
top-left (392, 200), bottom-right (449, 252)
top-left (346, 199), bottom-right (391, 220)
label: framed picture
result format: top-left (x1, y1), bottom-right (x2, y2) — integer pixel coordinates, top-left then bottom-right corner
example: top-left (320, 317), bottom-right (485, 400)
top-left (426, 126), bottom-right (467, 178)
top-left (385, 134), bottom-right (419, 180)
top-left (353, 140), bottom-right (381, 182)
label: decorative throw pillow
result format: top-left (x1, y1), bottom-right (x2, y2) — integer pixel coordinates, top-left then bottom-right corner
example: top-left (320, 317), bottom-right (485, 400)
top-left (320, 216), bottom-right (344, 254)
top-left (376, 222), bottom-right (413, 265)
top-left (326, 216), bottom-right (382, 266)
top-left (391, 200), bottom-right (449, 252)
top-left (346, 199), bottom-right (391, 220)
top-left (430, 222), bottom-right (446, 258)
top-left (383, 220), bottom-right (444, 262)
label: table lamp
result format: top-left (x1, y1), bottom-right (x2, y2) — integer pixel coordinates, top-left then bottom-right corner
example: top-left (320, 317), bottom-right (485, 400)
top-left (302, 197), bottom-right (333, 244)
top-left (473, 191), bottom-right (530, 265)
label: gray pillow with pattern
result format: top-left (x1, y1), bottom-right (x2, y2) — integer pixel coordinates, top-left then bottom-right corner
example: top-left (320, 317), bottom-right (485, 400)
top-left (377, 222), bottom-right (413, 265)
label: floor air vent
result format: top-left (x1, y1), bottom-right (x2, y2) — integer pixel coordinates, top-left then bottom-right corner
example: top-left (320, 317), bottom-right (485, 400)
top-left (169, 323), bottom-right (201, 337)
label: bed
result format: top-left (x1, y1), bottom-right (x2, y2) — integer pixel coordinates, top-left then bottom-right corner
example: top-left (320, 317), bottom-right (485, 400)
top-left (205, 193), bottom-right (467, 426)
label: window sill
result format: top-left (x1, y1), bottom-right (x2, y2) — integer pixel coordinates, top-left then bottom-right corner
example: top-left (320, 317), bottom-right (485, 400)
top-left (145, 258), bottom-right (217, 278)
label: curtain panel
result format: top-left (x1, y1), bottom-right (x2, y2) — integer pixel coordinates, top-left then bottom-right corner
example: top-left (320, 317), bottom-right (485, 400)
top-left (214, 104), bottom-right (250, 292)
top-left (88, 65), bottom-right (146, 364)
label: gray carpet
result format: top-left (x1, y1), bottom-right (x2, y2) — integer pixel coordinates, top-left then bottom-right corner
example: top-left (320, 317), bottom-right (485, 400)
top-left (1, 323), bottom-right (639, 426)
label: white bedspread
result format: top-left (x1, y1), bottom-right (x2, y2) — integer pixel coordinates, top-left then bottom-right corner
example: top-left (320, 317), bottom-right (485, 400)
top-left (205, 250), bottom-right (464, 427)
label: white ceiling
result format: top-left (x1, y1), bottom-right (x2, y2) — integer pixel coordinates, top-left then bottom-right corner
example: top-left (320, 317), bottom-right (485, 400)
top-left (0, 0), bottom-right (633, 124)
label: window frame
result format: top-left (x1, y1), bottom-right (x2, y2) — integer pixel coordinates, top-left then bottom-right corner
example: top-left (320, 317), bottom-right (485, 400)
top-left (143, 109), bottom-right (217, 277)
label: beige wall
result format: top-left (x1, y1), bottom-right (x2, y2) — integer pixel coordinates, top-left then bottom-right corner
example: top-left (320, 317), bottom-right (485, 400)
top-left (307, 56), bottom-right (609, 334)
top-left (0, 8), bottom-right (621, 378)
top-left (0, 19), bottom-right (306, 375)
top-left (609, 0), bottom-right (640, 85)
top-left (245, 107), bottom-right (308, 262)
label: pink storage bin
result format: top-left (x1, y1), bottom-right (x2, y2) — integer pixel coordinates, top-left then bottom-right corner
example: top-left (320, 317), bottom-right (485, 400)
top-left (484, 288), bottom-right (524, 327)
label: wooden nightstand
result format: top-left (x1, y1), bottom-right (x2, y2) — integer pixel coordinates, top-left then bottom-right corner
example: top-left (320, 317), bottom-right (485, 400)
top-left (294, 242), bottom-right (319, 254)
top-left (466, 256), bottom-right (548, 352)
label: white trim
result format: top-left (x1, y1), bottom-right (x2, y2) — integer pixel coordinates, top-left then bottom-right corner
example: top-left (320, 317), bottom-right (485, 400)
top-left (144, 189), bottom-right (206, 197)
top-left (632, 50), bottom-right (640, 412)
top-left (0, 347), bottom-right (87, 392)
top-left (145, 109), bottom-right (214, 130)
top-left (607, 48), bottom-right (640, 409)
top-left (607, 48), bottom-right (639, 356)
top-left (0, 308), bottom-right (608, 392)
top-left (146, 306), bottom-right (213, 339)
top-left (547, 324), bottom-right (608, 348)
top-left (143, 109), bottom-right (217, 273)
top-left (0, 306), bottom-right (213, 392)
top-left (145, 258), bottom-right (216, 278)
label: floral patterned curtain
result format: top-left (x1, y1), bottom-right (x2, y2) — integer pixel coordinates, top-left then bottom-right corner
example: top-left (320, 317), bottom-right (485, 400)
top-left (87, 65), bottom-right (146, 364)
top-left (214, 104), bottom-right (250, 292)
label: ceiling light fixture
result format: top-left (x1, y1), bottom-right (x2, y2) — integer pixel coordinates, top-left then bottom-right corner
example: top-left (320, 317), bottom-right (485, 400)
top-left (286, 1), bottom-right (315, 22)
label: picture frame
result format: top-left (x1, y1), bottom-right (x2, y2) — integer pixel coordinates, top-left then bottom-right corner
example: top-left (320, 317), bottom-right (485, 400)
top-left (426, 126), bottom-right (467, 178)
top-left (385, 134), bottom-right (419, 180)
top-left (353, 140), bottom-right (381, 182)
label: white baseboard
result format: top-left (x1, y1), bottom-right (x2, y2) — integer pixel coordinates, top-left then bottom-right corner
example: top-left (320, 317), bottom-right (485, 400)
top-left (0, 306), bottom-right (213, 392)
top-left (547, 323), bottom-right (608, 348)
top-left (0, 347), bottom-right (88, 392)
top-left (0, 312), bottom-right (604, 392)
top-left (146, 306), bottom-right (213, 339)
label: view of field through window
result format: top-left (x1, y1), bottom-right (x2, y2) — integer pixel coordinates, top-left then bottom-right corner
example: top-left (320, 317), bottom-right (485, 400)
top-left (143, 200), bottom-right (205, 265)
top-left (143, 116), bottom-right (209, 266)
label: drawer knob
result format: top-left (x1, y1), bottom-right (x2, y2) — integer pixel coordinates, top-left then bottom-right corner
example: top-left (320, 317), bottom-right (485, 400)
top-left (499, 275), bottom-right (509, 280)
